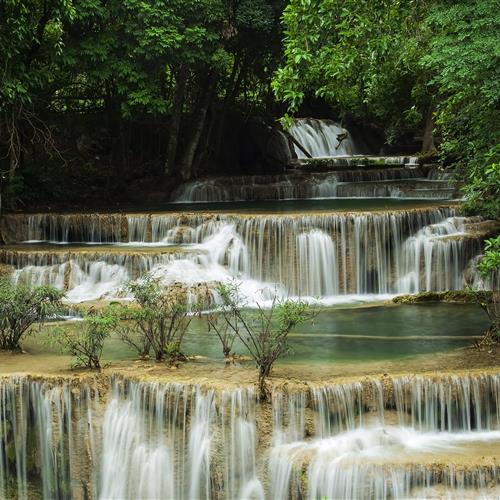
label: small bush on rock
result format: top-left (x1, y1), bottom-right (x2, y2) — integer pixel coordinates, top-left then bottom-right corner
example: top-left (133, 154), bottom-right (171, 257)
top-left (50, 307), bottom-right (119, 370)
top-left (0, 279), bottom-right (63, 351)
top-left (118, 275), bottom-right (197, 363)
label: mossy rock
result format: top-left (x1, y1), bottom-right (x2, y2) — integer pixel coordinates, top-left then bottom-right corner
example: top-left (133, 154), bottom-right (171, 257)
top-left (417, 150), bottom-right (439, 164)
top-left (297, 156), bottom-right (405, 171)
top-left (393, 290), bottom-right (492, 304)
top-left (0, 263), bottom-right (13, 278)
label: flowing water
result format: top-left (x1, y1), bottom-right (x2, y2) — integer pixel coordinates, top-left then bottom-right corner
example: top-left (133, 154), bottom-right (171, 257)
top-left (1, 118), bottom-right (498, 499)
top-left (171, 120), bottom-right (452, 203)
top-left (172, 170), bottom-right (457, 203)
top-left (1, 374), bottom-right (499, 499)
top-left (172, 172), bottom-right (458, 204)
top-left (288, 118), bottom-right (357, 157)
top-left (0, 207), bottom-right (493, 303)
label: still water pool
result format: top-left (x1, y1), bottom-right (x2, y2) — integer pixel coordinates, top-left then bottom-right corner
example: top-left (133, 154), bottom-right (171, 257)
top-left (108, 302), bottom-right (488, 364)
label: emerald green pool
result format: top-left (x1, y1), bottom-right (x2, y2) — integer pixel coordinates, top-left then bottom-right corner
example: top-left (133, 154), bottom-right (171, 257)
top-left (98, 302), bottom-right (488, 365)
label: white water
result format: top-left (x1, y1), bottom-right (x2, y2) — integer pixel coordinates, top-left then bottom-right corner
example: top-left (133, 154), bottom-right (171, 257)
top-left (289, 118), bottom-right (356, 157)
top-left (98, 380), bottom-right (262, 500)
top-left (4, 208), bottom-right (489, 303)
top-left (271, 427), bottom-right (500, 500)
top-left (0, 378), bottom-right (97, 500)
top-left (9, 252), bottom-right (186, 303)
top-left (296, 230), bottom-right (338, 296)
top-left (1, 375), bottom-right (499, 499)
top-left (171, 168), bottom-right (455, 203)
top-left (396, 216), bottom-right (478, 293)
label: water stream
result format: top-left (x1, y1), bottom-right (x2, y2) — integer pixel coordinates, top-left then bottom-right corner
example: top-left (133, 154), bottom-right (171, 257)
top-left (1, 118), bottom-right (498, 498)
top-left (2, 208), bottom-right (491, 303)
top-left (1, 374), bottom-right (499, 499)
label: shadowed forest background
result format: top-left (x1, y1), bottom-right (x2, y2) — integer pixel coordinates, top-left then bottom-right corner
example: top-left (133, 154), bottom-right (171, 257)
top-left (0, 0), bottom-right (498, 218)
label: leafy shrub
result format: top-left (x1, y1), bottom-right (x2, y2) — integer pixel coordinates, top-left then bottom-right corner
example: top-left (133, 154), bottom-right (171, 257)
top-left (0, 280), bottom-right (63, 351)
top-left (50, 308), bottom-right (119, 369)
top-left (215, 282), bottom-right (315, 400)
top-left (118, 275), bottom-right (196, 362)
top-left (478, 236), bottom-right (500, 278)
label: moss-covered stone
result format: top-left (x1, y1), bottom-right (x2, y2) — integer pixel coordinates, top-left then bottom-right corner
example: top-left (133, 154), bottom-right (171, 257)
top-left (0, 263), bottom-right (13, 278)
top-left (393, 290), bottom-right (492, 304)
top-left (297, 156), bottom-right (410, 171)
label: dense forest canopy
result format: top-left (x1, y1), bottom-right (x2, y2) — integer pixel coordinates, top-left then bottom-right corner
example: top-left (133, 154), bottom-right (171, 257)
top-left (0, 0), bottom-right (498, 219)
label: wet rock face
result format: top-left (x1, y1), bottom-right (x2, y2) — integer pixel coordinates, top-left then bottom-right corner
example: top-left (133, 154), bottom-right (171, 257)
top-left (1, 372), bottom-right (499, 499)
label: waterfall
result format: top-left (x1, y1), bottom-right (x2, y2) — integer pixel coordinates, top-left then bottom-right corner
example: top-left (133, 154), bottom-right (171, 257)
top-left (288, 118), bottom-right (356, 157)
top-left (269, 374), bottom-right (500, 499)
top-left (392, 374), bottom-right (500, 432)
top-left (0, 377), bottom-right (97, 500)
top-left (1, 374), bottom-right (500, 499)
top-left (396, 216), bottom-right (480, 293)
top-left (127, 216), bottom-right (150, 243)
top-left (5, 250), bottom-right (194, 303)
top-left (294, 432), bottom-right (500, 499)
top-left (21, 213), bottom-right (123, 243)
top-left (1, 207), bottom-right (491, 303)
top-left (271, 391), bottom-right (307, 446)
top-left (128, 207), bottom-right (478, 297)
top-left (306, 374), bottom-right (500, 435)
top-left (172, 168), bottom-right (441, 203)
top-left (98, 379), bottom-right (262, 500)
top-left (311, 382), bottom-right (367, 436)
top-left (296, 230), bottom-right (338, 296)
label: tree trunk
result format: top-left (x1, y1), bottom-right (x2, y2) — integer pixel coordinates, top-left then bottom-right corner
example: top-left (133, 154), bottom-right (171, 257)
top-left (422, 106), bottom-right (435, 152)
top-left (165, 65), bottom-right (188, 176)
top-left (258, 363), bottom-right (272, 401)
top-left (7, 108), bottom-right (21, 181)
top-left (191, 105), bottom-right (215, 177)
top-left (179, 76), bottom-right (216, 181)
top-left (213, 58), bottom-right (246, 160)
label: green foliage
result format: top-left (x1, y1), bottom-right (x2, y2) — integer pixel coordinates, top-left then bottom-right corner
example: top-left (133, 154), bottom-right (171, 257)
top-left (421, 2), bottom-right (500, 168)
top-left (1, 0), bottom-right (284, 202)
top-left (215, 282), bottom-right (314, 400)
top-left (273, 0), bottom-right (427, 136)
top-left (465, 287), bottom-right (500, 343)
top-left (59, 0), bottom-right (283, 117)
top-left (0, 0), bottom-right (75, 109)
top-left (393, 290), bottom-right (492, 305)
top-left (478, 236), bottom-right (500, 278)
top-left (274, 0), bottom-right (499, 216)
top-left (0, 0), bottom-right (75, 180)
top-left (0, 280), bottom-right (63, 350)
top-left (206, 308), bottom-right (237, 359)
top-left (118, 275), bottom-right (196, 362)
top-left (163, 341), bottom-right (185, 362)
top-left (49, 307), bottom-right (119, 369)
top-left (421, 1), bottom-right (500, 218)
top-left (462, 156), bottom-right (500, 219)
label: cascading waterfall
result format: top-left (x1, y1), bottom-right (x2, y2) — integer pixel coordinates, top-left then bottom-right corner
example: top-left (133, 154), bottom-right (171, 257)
top-left (127, 216), bottom-right (150, 243)
top-left (1, 374), bottom-right (499, 499)
top-left (20, 213), bottom-right (124, 244)
top-left (396, 216), bottom-right (481, 292)
top-left (171, 168), bottom-right (451, 203)
top-left (116, 208), bottom-right (482, 298)
top-left (289, 118), bottom-right (356, 157)
top-left (269, 374), bottom-right (500, 500)
top-left (296, 230), bottom-right (338, 296)
top-left (295, 433), bottom-right (500, 500)
top-left (4, 249), bottom-right (197, 303)
top-left (99, 379), bottom-right (262, 500)
top-left (1, 207), bottom-right (491, 302)
top-left (0, 377), bottom-right (98, 500)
